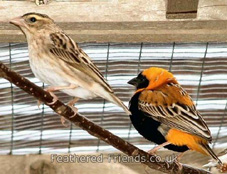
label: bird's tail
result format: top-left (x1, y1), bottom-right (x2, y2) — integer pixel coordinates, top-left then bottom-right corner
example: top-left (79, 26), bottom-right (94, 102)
top-left (200, 143), bottom-right (222, 165)
top-left (108, 93), bottom-right (131, 115)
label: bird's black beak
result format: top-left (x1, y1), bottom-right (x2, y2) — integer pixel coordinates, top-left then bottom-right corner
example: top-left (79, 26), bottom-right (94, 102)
top-left (128, 77), bottom-right (138, 86)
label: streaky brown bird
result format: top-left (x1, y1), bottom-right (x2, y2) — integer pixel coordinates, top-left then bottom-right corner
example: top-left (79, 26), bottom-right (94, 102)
top-left (10, 13), bottom-right (130, 125)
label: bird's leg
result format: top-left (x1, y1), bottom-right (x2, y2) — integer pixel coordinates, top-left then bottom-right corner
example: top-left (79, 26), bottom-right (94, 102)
top-left (172, 151), bottom-right (188, 171)
top-left (61, 97), bottom-right (79, 127)
top-left (37, 84), bottom-right (78, 108)
top-left (68, 97), bottom-right (79, 118)
top-left (68, 97), bottom-right (79, 107)
top-left (45, 91), bottom-right (59, 105)
top-left (176, 151), bottom-right (187, 162)
top-left (148, 142), bottom-right (171, 154)
top-left (37, 87), bottom-right (59, 108)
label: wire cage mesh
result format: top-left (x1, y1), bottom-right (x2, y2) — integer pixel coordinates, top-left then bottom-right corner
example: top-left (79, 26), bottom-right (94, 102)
top-left (0, 42), bottom-right (226, 155)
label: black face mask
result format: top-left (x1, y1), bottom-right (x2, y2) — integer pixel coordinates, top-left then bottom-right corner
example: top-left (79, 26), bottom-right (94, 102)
top-left (128, 72), bottom-right (149, 89)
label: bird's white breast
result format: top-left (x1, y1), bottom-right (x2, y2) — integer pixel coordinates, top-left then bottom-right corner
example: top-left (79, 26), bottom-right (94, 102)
top-left (28, 42), bottom-right (97, 99)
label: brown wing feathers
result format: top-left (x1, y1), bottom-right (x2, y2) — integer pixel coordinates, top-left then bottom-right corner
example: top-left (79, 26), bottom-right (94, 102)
top-left (50, 32), bottom-right (113, 93)
top-left (138, 82), bottom-right (212, 142)
top-left (49, 32), bottom-right (130, 114)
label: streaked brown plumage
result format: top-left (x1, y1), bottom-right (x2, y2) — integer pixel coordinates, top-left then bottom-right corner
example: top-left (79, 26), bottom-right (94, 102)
top-left (10, 13), bottom-right (130, 120)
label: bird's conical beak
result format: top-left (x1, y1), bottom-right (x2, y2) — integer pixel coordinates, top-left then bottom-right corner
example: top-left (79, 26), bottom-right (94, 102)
top-left (10, 16), bottom-right (25, 27)
top-left (128, 77), bottom-right (138, 86)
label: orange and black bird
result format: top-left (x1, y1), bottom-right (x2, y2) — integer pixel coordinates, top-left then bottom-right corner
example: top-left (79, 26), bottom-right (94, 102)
top-left (128, 67), bottom-right (222, 164)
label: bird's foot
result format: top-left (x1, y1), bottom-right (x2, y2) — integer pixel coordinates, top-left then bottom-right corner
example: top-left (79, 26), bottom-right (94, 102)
top-left (37, 87), bottom-right (59, 108)
top-left (45, 91), bottom-right (58, 105)
top-left (68, 97), bottom-right (79, 118)
top-left (171, 152), bottom-right (186, 171)
top-left (35, 0), bottom-right (49, 5)
top-left (37, 91), bottom-right (58, 108)
top-left (69, 105), bottom-right (78, 118)
top-left (174, 160), bottom-right (183, 171)
top-left (59, 98), bottom-right (79, 126)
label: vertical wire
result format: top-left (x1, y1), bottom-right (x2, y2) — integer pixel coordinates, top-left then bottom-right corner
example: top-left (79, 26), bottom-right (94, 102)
top-left (9, 43), bottom-right (14, 155)
top-left (209, 99), bottom-right (227, 172)
top-left (211, 43), bottom-right (226, 149)
top-left (212, 101), bottom-right (227, 149)
top-left (169, 42), bottom-right (175, 72)
top-left (68, 109), bottom-right (73, 153)
top-left (39, 83), bottom-right (45, 154)
top-left (195, 42), bottom-right (208, 106)
top-left (127, 43), bottom-right (143, 141)
top-left (195, 42), bottom-right (211, 171)
top-left (97, 43), bottom-right (110, 152)
top-left (195, 42), bottom-right (209, 171)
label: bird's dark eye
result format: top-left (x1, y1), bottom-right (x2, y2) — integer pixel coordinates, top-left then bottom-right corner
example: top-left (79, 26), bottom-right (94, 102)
top-left (30, 17), bottom-right (37, 23)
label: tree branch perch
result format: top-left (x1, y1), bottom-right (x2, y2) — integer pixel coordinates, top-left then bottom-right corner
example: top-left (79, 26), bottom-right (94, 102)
top-left (0, 61), bottom-right (210, 174)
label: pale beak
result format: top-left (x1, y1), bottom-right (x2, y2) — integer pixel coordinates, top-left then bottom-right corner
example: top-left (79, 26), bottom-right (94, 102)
top-left (10, 16), bottom-right (26, 27)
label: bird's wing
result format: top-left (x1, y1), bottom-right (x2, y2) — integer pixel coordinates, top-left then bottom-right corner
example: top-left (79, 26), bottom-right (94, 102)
top-left (138, 82), bottom-right (212, 142)
top-left (49, 32), bottom-right (131, 115)
top-left (49, 32), bottom-right (113, 93)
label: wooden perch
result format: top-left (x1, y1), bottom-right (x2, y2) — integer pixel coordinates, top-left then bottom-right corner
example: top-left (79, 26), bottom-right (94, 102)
top-left (0, 61), bottom-right (210, 174)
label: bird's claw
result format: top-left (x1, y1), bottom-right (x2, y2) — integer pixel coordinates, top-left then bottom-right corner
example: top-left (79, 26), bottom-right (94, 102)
top-left (69, 105), bottom-right (78, 118)
top-left (36, 88), bottom-right (58, 108)
top-left (46, 91), bottom-right (58, 106)
top-left (174, 161), bottom-right (183, 171)
top-left (60, 100), bottom-right (78, 127)
top-left (172, 155), bottom-right (183, 170)
top-left (67, 98), bottom-right (79, 118)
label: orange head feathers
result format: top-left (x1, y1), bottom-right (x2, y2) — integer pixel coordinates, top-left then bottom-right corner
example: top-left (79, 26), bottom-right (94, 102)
top-left (128, 67), bottom-right (177, 91)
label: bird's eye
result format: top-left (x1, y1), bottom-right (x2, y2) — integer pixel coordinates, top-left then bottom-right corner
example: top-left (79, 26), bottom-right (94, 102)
top-left (30, 17), bottom-right (37, 23)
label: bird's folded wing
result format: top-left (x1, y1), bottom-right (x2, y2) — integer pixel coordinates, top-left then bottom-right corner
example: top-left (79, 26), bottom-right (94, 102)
top-left (49, 32), bottom-right (113, 93)
top-left (138, 82), bottom-right (212, 142)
